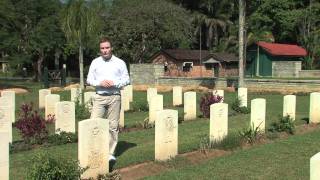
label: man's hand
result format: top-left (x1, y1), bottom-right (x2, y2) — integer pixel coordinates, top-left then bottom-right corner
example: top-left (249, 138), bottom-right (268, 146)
top-left (100, 80), bottom-right (114, 88)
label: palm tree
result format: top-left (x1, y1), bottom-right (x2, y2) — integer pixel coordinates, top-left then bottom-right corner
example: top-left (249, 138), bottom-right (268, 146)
top-left (61, 0), bottom-right (104, 90)
top-left (198, 0), bottom-right (234, 50)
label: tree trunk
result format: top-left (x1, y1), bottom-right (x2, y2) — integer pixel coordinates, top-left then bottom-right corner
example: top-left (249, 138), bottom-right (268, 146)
top-left (79, 44), bottom-right (84, 90)
top-left (238, 0), bottom-right (246, 87)
top-left (36, 50), bottom-right (44, 82)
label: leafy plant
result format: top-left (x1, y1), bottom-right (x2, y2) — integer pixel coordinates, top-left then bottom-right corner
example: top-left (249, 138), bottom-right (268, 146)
top-left (199, 93), bottom-right (223, 118)
top-left (75, 99), bottom-right (91, 121)
top-left (27, 152), bottom-right (85, 180)
top-left (47, 131), bottom-right (78, 145)
top-left (131, 101), bottom-right (149, 112)
top-left (15, 103), bottom-right (48, 144)
top-left (268, 115), bottom-right (295, 134)
top-left (239, 123), bottom-right (263, 145)
top-left (231, 97), bottom-right (250, 114)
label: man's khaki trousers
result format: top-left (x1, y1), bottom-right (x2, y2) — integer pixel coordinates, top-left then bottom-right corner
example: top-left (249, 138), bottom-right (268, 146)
top-left (90, 94), bottom-right (121, 155)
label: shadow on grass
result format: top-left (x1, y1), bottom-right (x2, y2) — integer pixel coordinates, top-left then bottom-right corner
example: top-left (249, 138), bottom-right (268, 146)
top-left (115, 141), bottom-right (137, 157)
top-left (301, 117), bottom-right (309, 124)
top-left (110, 141), bottom-right (137, 172)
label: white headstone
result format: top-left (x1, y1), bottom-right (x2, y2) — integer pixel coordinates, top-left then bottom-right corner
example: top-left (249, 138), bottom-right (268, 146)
top-left (1, 91), bottom-right (15, 123)
top-left (84, 91), bottom-right (96, 113)
top-left (238, 87), bottom-right (247, 107)
top-left (45, 94), bottom-right (60, 120)
top-left (0, 103), bottom-right (12, 143)
top-left (172, 86), bottom-right (183, 106)
top-left (310, 92), bottom-right (320, 123)
top-left (155, 109), bottom-right (178, 161)
top-left (127, 85), bottom-right (133, 102)
top-left (184, 92), bottom-right (197, 121)
top-left (149, 95), bottom-right (163, 124)
top-left (147, 88), bottom-right (157, 104)
top-left (213, 89), bottom-right (224, 102)
top-left (210, 103), bottom-right (228, 142)
top-left (71, 88), bottom-right (82, 104)
top-left (123, 87), bottom-right (130, 112)
top-left (119, 90), bottom-right (125, 128)
top-left (0, 132), bottom-right (9, 180)
top-left (311, 152), bottom-right (320, 180)
top-left (283, 95), bottom-right (296, 121)
top-left (55, 101), bottom-right (75, 133)
top-left (78, 118), bottom-right (109, 179)
top-left (250, 98), bottom-right (266, 132)
top-left (39, 89), bottom-right (51, 109)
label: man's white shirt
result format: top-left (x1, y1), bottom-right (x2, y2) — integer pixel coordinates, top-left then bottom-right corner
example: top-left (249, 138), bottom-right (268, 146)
top-left (86, 55), bottom-right (130, 95)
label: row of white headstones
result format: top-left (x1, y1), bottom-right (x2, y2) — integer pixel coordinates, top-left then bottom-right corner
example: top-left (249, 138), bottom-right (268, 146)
top-left (1, 87), bottom-right (320, 179)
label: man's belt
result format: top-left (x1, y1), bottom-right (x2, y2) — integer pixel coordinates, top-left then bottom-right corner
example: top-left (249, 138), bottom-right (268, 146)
top-left (97, 93), bottom-right (120, 96)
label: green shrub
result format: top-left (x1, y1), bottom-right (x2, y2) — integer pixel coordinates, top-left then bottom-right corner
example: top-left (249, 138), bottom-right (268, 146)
top-left (231, 97), bottom-right (250, 114)
top-left (131, 101), bottom-right (149, 112)
top-left (75, 99), bottom-right (91, 121)
top-left (27, 152), bottom-right (84, 180)
top-left (239, 123), bottom-right (263, 144)
top-left (268, 115), bottom-right (295, 134)
top-left (47, 131), bottom-right (78, 145)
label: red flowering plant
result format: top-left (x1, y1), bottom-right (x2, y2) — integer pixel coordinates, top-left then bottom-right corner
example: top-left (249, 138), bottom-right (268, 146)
top-left (200, 93), bottom-right (224, 118)
top-left (15, 103), bottom-right (48, 144)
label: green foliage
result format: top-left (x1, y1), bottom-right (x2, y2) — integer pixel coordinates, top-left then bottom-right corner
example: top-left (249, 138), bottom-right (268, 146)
top-left (268, 115), bottom-right (295, 134)
top-left (47, 131), bottom-right (78, 145)
top-left (239, 123), bottom-right (263, 144)
top-left (231, 97), bottom-right (250, 114)
top-left (26, 152), bottom-right (84, 180)
top-left (131, 101), bottom-right (149, 112)
top-left (105, 0), bottom-right (194, 63)
top-left (75, 98), bottom-right (91, 121)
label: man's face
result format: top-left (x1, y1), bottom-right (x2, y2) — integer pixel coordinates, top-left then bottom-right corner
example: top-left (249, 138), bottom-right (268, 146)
top-left (100, 41), bottom-right (112, 59)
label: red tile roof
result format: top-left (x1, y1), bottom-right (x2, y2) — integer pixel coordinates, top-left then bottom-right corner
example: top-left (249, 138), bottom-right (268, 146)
top-left (257, 41), bottom-right (307, 56)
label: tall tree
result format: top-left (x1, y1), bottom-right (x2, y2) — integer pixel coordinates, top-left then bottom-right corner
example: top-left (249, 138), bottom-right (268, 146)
top-left (238, 0), bottom-right (245, 87)
top-left (105, 0), bottom-right (193, 63)
top-left (61, 0), bottom-right (105, 89)
top-left (0, 0), bottom-right (64, 80)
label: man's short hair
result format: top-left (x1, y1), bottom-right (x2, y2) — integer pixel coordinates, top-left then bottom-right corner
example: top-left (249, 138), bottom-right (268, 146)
top-left (99, 37), bottom-right (112, 46)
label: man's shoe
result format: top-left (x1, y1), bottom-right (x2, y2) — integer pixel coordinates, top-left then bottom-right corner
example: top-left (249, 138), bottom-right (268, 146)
top-left (109, 155), bottom-right (116, 161)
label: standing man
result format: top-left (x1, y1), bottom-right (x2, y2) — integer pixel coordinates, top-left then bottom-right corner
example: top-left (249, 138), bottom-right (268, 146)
top-left (86, 37), bottom-right (130, 162)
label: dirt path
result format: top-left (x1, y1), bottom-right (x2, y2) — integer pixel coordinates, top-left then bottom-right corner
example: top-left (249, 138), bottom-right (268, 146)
top-left (118, 149), bottom-right (230, 180)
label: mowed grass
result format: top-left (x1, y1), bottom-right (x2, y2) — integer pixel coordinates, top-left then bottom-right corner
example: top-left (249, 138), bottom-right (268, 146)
top-left (146, 127), bottom-right (320, 180)
top-left (5, 81), bottom-right (313, 179)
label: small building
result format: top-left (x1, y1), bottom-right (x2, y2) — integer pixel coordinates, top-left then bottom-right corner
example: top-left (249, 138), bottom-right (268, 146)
top-left (246, 41), bottom-right (307, 77)
top-left (150, 49), bottom-right (238, 77)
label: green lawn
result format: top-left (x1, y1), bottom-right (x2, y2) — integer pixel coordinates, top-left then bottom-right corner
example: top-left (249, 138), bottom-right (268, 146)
top-left (146, 127), bottom-right (320, 180)
top-left (3, 81), bottom-right (314, 179)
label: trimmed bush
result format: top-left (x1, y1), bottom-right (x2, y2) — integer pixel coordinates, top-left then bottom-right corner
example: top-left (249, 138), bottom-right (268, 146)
top-left (199, 93), bottom-right (223, 118)
top-left (268, 115), bottom-right (295, 134)
top-left (15, 103), bottom-right (48, 144)
top-left (231, 97), bottom-right (250, 114)
top-left (27, 152), bottom-right (84, 180)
